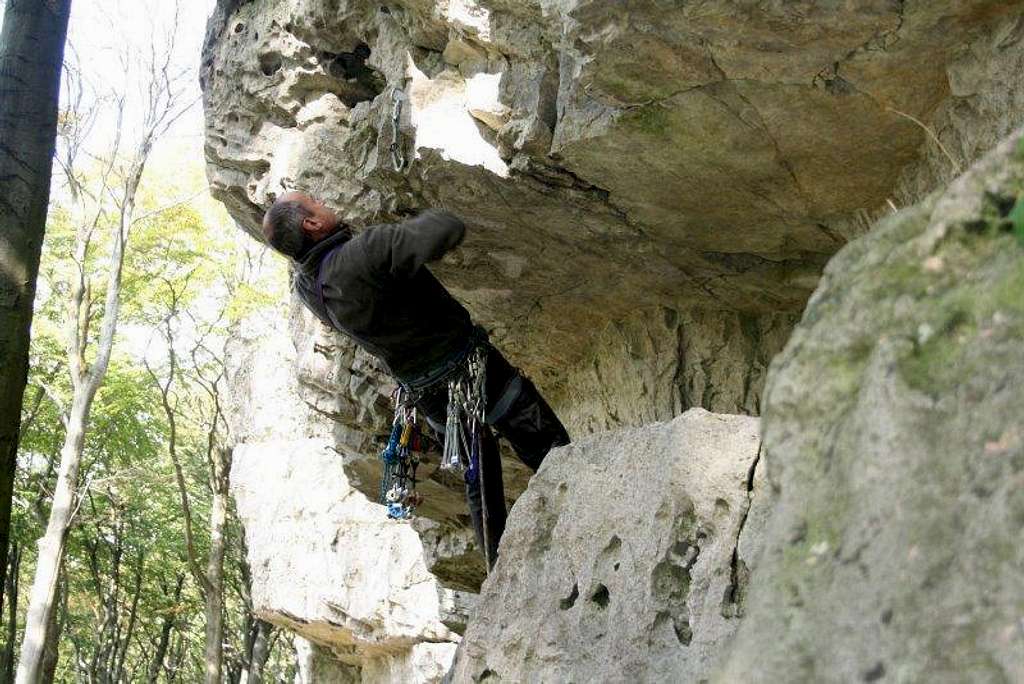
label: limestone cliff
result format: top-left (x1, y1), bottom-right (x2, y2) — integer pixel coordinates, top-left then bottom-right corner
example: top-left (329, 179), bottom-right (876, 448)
top-left (224, 309), bottom-right (465, 681)
top-left (205, 0), bottom-right (1024, 680)
top-left (719, 127), bottom-right (1024, 684)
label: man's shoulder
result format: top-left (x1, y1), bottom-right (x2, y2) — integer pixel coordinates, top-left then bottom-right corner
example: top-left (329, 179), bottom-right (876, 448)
top-left (318, 232), bottom-right (373, 277)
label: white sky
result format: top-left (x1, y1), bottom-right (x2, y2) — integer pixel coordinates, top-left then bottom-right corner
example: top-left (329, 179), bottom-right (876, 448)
top-left (1, 0), bottom-right (288, 362)
top-left (1, 0), bottom-right (216, 146)
top-left (63, 0), bottom-right (217, 153)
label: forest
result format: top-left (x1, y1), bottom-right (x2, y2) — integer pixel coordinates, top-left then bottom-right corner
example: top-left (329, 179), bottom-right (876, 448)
top-left (1, 0), bottom-right (302, 681)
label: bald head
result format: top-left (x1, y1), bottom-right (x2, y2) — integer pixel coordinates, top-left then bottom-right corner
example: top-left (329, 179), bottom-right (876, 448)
top-left (262, 192), bottom-right (342, 259)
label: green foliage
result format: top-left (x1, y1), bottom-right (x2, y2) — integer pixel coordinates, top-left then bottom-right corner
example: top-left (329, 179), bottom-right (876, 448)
top-left (1008, 196), bottom-right (1024, 247)
top-left (8, 144), bottom-right (293, 680)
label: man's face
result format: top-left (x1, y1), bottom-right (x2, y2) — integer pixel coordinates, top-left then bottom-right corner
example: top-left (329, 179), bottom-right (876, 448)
top-left (278, 191), bottom-right (341, 241)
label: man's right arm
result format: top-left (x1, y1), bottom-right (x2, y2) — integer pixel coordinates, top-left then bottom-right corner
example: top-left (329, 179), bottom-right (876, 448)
top-left (362, 209), bottom-right (466, 279)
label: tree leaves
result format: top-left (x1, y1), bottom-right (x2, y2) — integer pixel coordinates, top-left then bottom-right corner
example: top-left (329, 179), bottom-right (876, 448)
top-left (1009, 195), bottom-right (1024, 247)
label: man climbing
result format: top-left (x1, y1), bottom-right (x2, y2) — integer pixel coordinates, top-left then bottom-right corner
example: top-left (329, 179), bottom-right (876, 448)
top-left (262, 192), bottom-right (570, 567)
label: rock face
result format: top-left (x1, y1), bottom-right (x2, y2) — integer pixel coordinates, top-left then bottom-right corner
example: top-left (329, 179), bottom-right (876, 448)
top-left (224, 309), bottom-right (462, 682)
top-left (719, 131), bottom-right (1024, 682)
top-left (450, 409), bottom-right (764, 683)
top-left (202, 0), bottom-right (1024, 575)
top-left (561, 307), bottom-right (796, 434)
top-left (205, 0), bottom-right (1024, 680)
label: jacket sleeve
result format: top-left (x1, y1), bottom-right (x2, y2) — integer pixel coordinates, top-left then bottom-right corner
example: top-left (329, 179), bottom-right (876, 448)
top-left (363, 209), bottom-right (466, 279)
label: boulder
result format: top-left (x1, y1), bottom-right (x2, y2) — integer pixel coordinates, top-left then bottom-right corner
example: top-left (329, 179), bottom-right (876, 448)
top-left (718, 130), bottom-right (1024, 682)
top-left (449, 409), bottom-right (764, 682)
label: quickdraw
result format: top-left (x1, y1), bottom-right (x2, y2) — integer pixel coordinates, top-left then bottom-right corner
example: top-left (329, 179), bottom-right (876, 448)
top-left (389, 89), bottom-right (406, 172)
top-left (379, 387), bottom-right (424, 520)
top-left (439, 346), bottom-right (494, 573)
top-left (440, 346), bottom-right (488, 475)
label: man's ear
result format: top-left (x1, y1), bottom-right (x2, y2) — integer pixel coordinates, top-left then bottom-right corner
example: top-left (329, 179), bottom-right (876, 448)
top-left (302, 215), bottom-right (324, 235)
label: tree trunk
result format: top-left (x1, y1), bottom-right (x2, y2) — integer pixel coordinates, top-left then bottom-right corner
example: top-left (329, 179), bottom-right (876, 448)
top-left (0, 0), bottom-right (73, 613)
top-left (147, 574), bottom-right (183, 684)
top-left (17, 392), bottom-right (95, 683)
top-left (0, 543), bottom-right (20, 680)
top-left (245, 621), bottom-right (273, 684)
top-left (39, 578), bottom-right (63, 684)
top-left (111, 558), bottom-right (143, 684)
top-left (204, 447), bottom-right (232, 684)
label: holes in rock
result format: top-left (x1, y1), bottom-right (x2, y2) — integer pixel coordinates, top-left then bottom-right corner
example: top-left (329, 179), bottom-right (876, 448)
top-left (673, 619), bottom-right (693, 645)
top-left (321, 42), bottom-right (385, 107)
top-left (259, 52), bottom-right (282, 76)
top-left (590, 584), bottom-right (610, 609)
top-left (654, 610), bottom-right (692, 646)
top-left (479, 667), bottom-right (498, 681)
top-left (613, 562), bottom-right (620, 572)
top-left (721, 559), bottom-right (749, 619)
top-left (672, 539), bottom-right (699, 564)
top-left (559, 583), bottom-right (579, 610)
top-left (233, 22), bottom-right (245, 33)
top-left (862, 662), bottom-right (886, 682)
top-left (986, 191), bottom-right (1016, 217)
top-left (965, 191), bottom-right (1021, 235)
top-left (880, 608), bottom-right (893, 625)
top-left (652, 547), bottom-right (695, 643)
top-left (604, 535), bottom-right (621, 553)
top-left (964, 219), bottom-right (990, 234)
top-left (652, 558), bottom-right (692, 604)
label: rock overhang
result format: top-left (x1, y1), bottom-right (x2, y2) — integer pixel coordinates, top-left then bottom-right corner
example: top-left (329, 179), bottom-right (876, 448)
top-left (201, 0), bottom-right (1024, 394)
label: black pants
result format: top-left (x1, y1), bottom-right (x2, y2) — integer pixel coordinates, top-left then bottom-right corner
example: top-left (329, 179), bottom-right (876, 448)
top-left (410, 343), bottom-right (570, 567)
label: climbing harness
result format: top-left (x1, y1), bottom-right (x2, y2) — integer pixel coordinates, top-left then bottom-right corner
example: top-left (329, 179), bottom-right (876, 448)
top-left (379, 387), bottom-right (424, 520)
top-left (389, 89), bottom-right (406, 172)
top-left (380, 333), bottom-right (497, 572)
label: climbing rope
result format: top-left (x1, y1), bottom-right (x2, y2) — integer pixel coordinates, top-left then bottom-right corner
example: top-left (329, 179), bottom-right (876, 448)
top-left (379, 387), bottom-right (423, 519)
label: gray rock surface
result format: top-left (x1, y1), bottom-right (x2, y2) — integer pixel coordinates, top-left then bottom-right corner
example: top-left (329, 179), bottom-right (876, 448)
top-left (204, 1), bottom-right (1024, 679)
top-left (224, 310), bottom-right (461, 682)
top-left (561, 306), bottom-right (797, 434)
top-left (449, 409), bottom-right (764, 683)
top-left (718, 130), bottom-right (1024, 682)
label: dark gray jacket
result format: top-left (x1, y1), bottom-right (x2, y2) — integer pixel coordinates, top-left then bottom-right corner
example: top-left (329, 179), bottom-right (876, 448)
top-left (293, 209), bottom-right (472, 379)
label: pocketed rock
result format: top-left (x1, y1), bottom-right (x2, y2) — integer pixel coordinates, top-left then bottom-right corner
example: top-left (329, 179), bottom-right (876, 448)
top-left (718, 129), bottom-right (1024, 682)
top-left (225, 310), bottom-right (461, 682)
top-left (449, 409), bottom-right (764, 683)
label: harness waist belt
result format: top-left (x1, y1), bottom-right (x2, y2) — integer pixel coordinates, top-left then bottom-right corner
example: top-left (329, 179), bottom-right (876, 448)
top-left (398, 326), bottom-right (488, 394)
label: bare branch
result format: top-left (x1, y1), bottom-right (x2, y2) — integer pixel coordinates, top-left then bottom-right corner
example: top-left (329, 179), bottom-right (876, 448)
top-left (130, 189), bottom-right (204, 227)
top-left (35, 382), bottom-right (70, 429)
